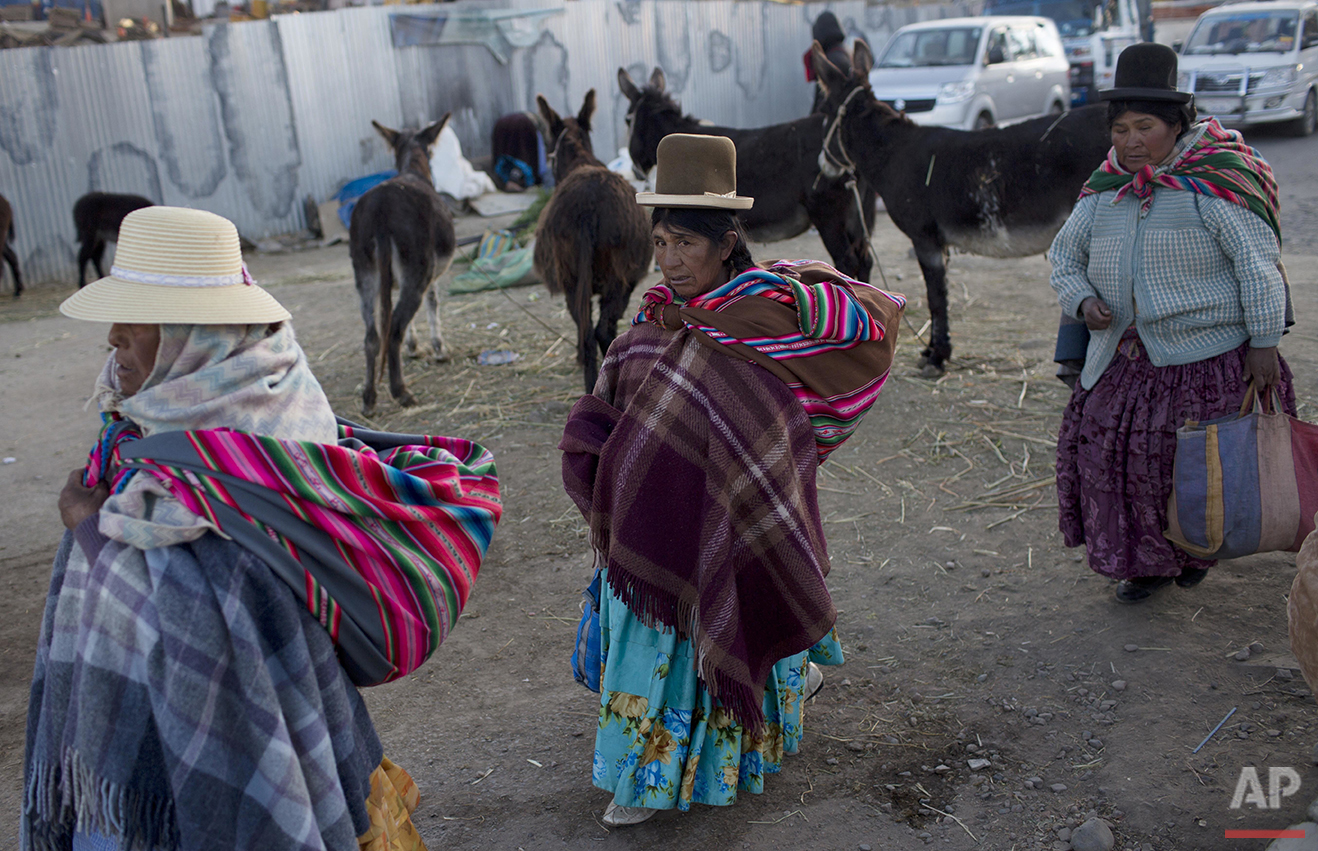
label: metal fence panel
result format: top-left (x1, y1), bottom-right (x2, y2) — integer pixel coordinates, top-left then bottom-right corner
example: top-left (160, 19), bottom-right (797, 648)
top-left (1, 0), bottom-right (975, 285)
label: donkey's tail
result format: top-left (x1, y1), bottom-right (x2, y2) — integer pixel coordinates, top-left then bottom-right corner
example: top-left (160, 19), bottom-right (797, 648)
top-left (376, 229), bottom-right (394, 371)
top-left (573, 239), bottom-right (594, 367)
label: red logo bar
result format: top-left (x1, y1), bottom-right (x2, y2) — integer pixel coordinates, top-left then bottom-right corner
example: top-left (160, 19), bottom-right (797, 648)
top-left (1225, 830), bottom-right (1308, 839)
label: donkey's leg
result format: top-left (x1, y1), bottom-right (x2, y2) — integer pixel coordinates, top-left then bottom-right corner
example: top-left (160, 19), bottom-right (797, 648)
top-left (912, 236), bottom-right (952, 377)
top-left (808, 193), bottom-right (872, 283)
top-left (355, 267), bottom-right (382, 417)
top-left (386, 269), bottom-right (428, 407)
top-left (593, 279), bottom-right (632, 374)
top-left (3, 244), bottom-right (22, 298)
top-left (76, 239), bottom-right (95, 288)
top-left (91, 239), bottom-right (107, 280)
top-left (425, 253), bottom-right (453, 362)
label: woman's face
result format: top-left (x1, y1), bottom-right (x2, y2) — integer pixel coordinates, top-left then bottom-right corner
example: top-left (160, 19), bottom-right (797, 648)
top-left (652, 223), bottom-right (737, 300)
top-left (1111, 111), bottom-right (1181, 172)
top-left (107, 323), bottom-right (160, 397)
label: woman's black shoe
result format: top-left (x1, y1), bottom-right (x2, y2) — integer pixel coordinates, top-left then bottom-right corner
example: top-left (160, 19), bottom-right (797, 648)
top-left (1175, 567), bottom-right (1209, 588)
top-left (1115, 575), bottom-right (1174, 603)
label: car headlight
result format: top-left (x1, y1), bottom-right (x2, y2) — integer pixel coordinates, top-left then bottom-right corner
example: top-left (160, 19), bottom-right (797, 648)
top-left (937, 81), bottom-right (976, 104)
top-left (1259, 65), bottom-right (1299, 89)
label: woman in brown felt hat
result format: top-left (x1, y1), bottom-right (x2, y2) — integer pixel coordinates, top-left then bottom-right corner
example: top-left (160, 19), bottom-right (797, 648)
top-left (560, 134), bottom-right (907, 825)
top-left (1048, 43), bottom-right (1294, 603)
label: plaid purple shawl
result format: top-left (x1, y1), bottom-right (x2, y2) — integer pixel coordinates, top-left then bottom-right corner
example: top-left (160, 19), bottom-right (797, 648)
top-left (560, 322), bottom-right (836, 731)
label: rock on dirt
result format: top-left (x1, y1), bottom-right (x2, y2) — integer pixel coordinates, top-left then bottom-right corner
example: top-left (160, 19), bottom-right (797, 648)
top-left (1070, 817), bottom-right (1115, 851)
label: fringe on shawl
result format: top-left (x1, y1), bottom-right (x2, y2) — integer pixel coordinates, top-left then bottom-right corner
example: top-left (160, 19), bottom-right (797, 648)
top-left (600, 557), bottom-right (768, 733)
top-left (24, 748), bottom-right (178, 851)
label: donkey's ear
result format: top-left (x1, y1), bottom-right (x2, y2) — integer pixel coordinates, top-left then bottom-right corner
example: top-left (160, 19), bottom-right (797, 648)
top-left (618, 68), bottom-right (640, 102)
top-left (852, 38), bottom-right (875, 79)
top-left (416, 113), bottom-right (450, 150)
top-left (649, 67), bottom-right (666, 92)
top-left (372, 120), bottom-right (400, 149)
top-left (811, 42), bottom-right (848, 95)
top-left (536, 94), bottom-right (563, 139)
top-left (577, 89), bottom-right (597, 131)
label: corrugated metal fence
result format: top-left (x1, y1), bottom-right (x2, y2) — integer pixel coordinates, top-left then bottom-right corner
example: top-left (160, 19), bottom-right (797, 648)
top-left (0, 0), bottom-right (975, 284)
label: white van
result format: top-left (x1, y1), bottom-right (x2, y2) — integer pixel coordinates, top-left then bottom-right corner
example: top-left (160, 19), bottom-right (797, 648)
top-left (868, 17), bottom-right (1072, 130)
top-left (1177, 0), bottom-right (1318, 135)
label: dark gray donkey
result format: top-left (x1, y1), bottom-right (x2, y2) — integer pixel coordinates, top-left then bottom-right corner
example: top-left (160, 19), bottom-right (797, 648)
top-left (349, 115), bottom-right (456, 416)
top-left (0, 193), bottom-right (20, 298)
top-left (533, 91), bottom-right (652, 393)
top-left (73, 192), bottom-right (154, 288)
top-left (812, 42), bottom-right (1110, 376)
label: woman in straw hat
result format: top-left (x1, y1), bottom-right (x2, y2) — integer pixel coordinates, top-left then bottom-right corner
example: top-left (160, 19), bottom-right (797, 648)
top-left (24, 207), bottom-right (501, 851)
top-left (560, 135), bottom-right (906, 825)
top-left (1048, 43), bottom-right (1293, 603)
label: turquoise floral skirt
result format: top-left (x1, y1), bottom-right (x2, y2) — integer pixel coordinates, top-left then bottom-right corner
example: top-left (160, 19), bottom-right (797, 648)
top-left (592, 568), bottom-right (843, 811)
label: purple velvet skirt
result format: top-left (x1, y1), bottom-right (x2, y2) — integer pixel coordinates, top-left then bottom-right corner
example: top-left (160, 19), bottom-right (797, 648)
top-left (1056, 330), bottom-right (1296, 580)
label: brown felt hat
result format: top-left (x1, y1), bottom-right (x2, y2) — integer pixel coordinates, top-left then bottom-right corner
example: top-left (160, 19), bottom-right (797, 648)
top-left (636, 134), bottom-right (753, 210)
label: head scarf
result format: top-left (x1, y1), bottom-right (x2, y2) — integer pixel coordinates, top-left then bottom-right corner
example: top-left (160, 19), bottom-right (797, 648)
top-left (1080, 117), bottom-right (1281, 242)
top-left (93, 322), bottom-right (338, 443)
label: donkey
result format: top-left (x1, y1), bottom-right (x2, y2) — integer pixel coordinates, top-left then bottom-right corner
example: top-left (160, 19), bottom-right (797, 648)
top-left (73, 192), bottom-right (154, 288)
top-left (349, 116), bottom-right (456, 416)
top-left (618, 67), bottom-right (875, 284)
top-left (0, 193), bottom-right (21, 298)
top-left (533, 90), bottom-right (652, 393)
top-left (812, 41), bottom-right (1111, 377)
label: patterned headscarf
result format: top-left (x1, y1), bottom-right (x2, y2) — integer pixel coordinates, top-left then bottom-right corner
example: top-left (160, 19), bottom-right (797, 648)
top-left (93, 322), bottom-right (338, 443)
top-left (1080, 117), bottom-right (1280, 241)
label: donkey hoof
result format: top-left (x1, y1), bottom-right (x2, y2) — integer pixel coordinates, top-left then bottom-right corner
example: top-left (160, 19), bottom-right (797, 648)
top-left (397, 391), bottom-right (418, 408)
top-left (431, 350), bottom-right (450, 364)
top-left (915, 352), bottom-right (931, 369)
top-left (361, 400), bottom-right (377, 418)
top-left (919, 362), bottom-right (945, 380)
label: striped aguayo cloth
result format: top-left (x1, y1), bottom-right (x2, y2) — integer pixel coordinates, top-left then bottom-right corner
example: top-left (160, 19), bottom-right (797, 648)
top-left (83, 416), bottom-right (502, 686)
top-left (634, 260), bottom-right (906, 462)
top-left (1080, 118), bottom-right (1281, 241)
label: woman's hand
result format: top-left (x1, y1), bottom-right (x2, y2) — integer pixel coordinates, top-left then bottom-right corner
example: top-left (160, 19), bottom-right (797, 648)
top-left (59, 469), bottom-right (109, 531)
top-left (1080, 296), bottom-right (1113, 331)
top-left (1246, 346), bottom-right (1281, 411)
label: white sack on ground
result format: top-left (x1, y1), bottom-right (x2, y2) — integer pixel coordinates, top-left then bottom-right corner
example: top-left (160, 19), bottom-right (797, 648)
top-left (431, 126), bottom-right (497, 200)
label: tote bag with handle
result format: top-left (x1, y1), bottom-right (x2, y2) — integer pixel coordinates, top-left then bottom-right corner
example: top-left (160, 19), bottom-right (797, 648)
top-left (1165, 386), bottom-right (1318, 560)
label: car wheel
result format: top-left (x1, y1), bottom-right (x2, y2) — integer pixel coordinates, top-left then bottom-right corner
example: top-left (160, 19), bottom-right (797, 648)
top-left (1049, 100), bottom-right (1065, 115)
top-left (974, 112), bottom-right (995, 130)
top-left (1289, 89), bottom-right (1317, 137)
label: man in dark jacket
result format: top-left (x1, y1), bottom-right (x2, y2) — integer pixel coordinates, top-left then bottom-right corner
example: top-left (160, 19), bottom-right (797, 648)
top-left (804, 12), bottom-right (860, 114)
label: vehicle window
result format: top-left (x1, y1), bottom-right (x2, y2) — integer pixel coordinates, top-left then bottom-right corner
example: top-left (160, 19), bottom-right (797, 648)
top-left (982, 0), bottom-right (1098, 36)
top-left (1304, 10), bottom-right (1318, 49)
top-left (1007, 25), bottom-right (1037, 59)
top-left (1184, 11), bottom-right (1300, 54)
top-left (877, 27), bottom-right (984, 67)
top-left (1034, 22), bottom-right (1058, 56)
top-left (985, 28), bottom-right (1010, 63)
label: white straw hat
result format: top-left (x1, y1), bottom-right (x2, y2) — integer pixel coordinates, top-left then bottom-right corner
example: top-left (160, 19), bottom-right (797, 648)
top-left (60, 206), bottom-right (291, 324)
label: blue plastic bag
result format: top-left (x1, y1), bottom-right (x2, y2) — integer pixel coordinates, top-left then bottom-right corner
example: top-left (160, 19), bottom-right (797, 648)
top-left (571, 567), bottom-right (602, 692)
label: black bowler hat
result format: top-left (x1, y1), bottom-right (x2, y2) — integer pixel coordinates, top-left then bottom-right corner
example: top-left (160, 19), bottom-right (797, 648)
top-left (1100, 42), bottom-right (1193, 103)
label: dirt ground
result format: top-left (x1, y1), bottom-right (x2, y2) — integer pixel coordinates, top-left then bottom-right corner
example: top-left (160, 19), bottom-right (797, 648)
top-left (3, 190), bottom-right (1318, 851)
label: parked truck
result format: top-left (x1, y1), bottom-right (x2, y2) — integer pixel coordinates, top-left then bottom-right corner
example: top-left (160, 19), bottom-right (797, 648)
top-left (982, 0), bottom-right (1153, 103)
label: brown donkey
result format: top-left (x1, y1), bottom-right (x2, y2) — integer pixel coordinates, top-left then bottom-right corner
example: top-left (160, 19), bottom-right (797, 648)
top-left (349, 116), bottom-right (456, 416)
top-left (0, 193), bottom-right (20, 298)
top-left (533, 91), bottom-right (652, 392)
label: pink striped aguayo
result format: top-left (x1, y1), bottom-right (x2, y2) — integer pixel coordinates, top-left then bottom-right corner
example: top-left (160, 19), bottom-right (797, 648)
top-left (85, 418), bottom-right (502, 685)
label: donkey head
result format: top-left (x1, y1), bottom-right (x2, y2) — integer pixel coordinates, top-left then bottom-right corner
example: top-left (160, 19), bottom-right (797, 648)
top-left (617, 67), bottom-right (676, 177)
top-left (536, 90), bottom-right (599, 183)
top-left (811, 40), bottom-right (909, 178)
top-left (372, 114), bottom-right (451, 182)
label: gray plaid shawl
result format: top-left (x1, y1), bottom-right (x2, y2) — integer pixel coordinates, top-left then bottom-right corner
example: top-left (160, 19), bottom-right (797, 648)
top-left (22, 530), bottom-right (381, 851)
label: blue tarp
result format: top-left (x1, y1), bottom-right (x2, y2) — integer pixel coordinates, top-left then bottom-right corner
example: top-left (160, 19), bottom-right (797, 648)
top-left (334, 170), bottom-right (396, 230)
